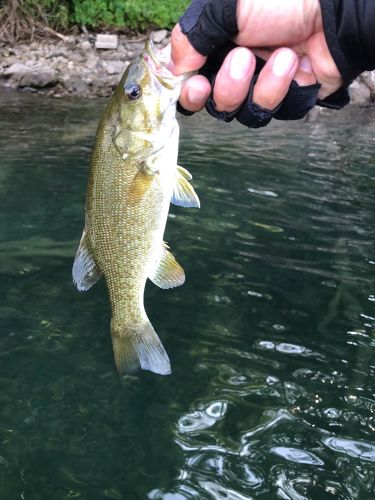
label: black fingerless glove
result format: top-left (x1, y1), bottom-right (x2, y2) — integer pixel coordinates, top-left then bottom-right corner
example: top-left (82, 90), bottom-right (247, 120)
top-left (319, 0), bottom-right (375, 84)
top-left (178, 0), bottom-right (321, 127)
top-left (178, 0), bottom-right (372, 126)
top-left (318, 0), bottom-right (375, 109)
top-left (179, 0), bottom-right (238, 55)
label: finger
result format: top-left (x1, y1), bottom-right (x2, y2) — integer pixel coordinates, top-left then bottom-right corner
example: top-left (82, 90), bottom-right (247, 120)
top-left (170, 24), bottom-right (207, 75)
top-left (179, 75), bottom-right (211, 112)
top-left (213, 47), bottom-right (255, 112)
top-left (253, 50), bottom-right (317, 87)
top-left (294, 56), bottom-right (317, 86)
top-left (252, 48), bottom-right (299, 110)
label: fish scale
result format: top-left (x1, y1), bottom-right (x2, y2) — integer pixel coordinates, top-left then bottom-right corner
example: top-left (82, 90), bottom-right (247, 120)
top-left (72, 40), bottom-right (200, 375)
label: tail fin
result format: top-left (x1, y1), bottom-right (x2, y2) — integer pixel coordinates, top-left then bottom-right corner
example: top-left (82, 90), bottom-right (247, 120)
top-left (111, 319), bottom-right (171, 375)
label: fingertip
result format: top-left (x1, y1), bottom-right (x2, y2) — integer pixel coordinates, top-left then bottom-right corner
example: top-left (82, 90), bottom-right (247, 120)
top-left (179, 75), bottom-right (211, 112)
top-left (252, 48), bottom-right (299, 110)
top-left (213, 47), bottom-right (255, 112)
top-left (271, 48), bottom-right (299, 78)
top-left (228, 47), bottom-right (255, 81)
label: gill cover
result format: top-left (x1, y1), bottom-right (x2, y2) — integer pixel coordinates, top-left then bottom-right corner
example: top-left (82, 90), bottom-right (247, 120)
top-left (112, 40), bottom-right (188, 162)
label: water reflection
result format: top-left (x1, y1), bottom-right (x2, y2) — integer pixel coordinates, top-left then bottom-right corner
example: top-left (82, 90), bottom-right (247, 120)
top-left (0, 91), bottom-right (375, 499)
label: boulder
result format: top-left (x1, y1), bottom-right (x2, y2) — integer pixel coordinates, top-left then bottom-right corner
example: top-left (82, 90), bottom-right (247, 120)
top-left (79, 40), bottom-right (92, 51)
top-left (349, 80), bottom-right (371, 105)
top-left (62, 75), bottom-right (89, 94)
top-left (19, 68), bottom-right (57, 88)
top-left (102, 60), bottom-right (125, 75)
top-left (85, 54), bottom-right (99, 70)
top-left (3, 62), bottom-right (28, 76)
top-left (150, 30), bottom-right (169, 44)
top-left (47, 49), bottom-right (68, 59)
top-left (359, 71), bottom-right (375, 99)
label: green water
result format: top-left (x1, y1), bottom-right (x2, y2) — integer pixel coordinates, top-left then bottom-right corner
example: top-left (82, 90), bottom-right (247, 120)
top-left (0, 90), bottom-right (375, 500)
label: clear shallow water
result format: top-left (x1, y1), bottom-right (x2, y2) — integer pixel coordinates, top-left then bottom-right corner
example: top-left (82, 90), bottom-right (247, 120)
top-left (0, 90), bottom-right (375, 500)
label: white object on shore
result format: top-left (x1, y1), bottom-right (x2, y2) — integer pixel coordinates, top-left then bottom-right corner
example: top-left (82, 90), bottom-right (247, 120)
top-left (95, 34), bottom-right (118, 50)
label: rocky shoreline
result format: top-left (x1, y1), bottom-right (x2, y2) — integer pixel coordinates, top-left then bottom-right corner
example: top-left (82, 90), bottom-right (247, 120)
top-left (0, 30), bottom-right (169, 99)
top-left (0, 31), bottom-right (374, 104)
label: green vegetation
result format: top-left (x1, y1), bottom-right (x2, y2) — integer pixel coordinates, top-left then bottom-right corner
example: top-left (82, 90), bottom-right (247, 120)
top-left (0, 0), bottom-right (190, 42)
top-left (72, 0), bottom-right (190, 30)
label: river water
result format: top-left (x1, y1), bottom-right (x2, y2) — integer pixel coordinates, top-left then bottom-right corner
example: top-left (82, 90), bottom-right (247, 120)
top-left (0, 90), bottom-right (374, 499)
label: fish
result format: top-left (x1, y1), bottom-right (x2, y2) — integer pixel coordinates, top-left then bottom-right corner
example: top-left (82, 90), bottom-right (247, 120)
top-left (72, 40), bottom-right (199, 376)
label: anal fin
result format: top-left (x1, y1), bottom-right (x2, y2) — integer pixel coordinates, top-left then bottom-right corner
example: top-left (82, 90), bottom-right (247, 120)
top-left (149, 243), bottom-right (185, 289)
top-left (72, 228), bottom-right (102, 291)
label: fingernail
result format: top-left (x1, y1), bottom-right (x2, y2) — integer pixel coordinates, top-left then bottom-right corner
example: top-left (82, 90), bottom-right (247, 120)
top-left (272, 49), bottom-right (296, 77)
top-left (229, 48), bottom-right (253, 80)
top-left (187, 85), bottom-right (207, 105)
top-left (299, 55), bottom-right (313, 73)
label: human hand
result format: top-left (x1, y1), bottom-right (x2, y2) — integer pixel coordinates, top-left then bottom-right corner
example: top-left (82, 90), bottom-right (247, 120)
top-left (170, 0), bottom-right (343, 120)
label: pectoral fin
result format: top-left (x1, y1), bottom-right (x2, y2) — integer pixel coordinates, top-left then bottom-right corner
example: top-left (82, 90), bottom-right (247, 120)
top-left (177, 165), bottom-right (192, 180)
top-left (127, 169), bottom-right (156, 204)
top-left (149, 243), bottom-right (185, 289)
top-left (171, 166), bottom-right (200, 208)
top-left (72, 229), bottom-right (102, 291)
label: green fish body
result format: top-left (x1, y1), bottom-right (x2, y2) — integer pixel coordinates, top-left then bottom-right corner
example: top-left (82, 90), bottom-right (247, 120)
top-left (72, 41), bottom-right (199, 375)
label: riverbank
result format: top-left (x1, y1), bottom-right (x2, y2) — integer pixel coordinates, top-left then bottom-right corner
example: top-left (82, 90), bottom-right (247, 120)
top-left (0, 31), bottom-right (374, 104)
top-left (0, 31), bottom-right (169, 99)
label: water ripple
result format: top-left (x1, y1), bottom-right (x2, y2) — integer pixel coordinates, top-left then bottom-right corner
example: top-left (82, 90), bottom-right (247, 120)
top-left (1, 93), bottom-right (375, 499)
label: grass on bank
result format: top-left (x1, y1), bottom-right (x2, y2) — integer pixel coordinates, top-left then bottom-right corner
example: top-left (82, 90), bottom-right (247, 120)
top-left (0, 0), bottom-right (190, 42)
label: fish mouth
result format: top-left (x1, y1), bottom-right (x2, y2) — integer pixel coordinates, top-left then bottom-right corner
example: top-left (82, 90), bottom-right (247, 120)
top-left (144, 39), bottom-right (192, 90)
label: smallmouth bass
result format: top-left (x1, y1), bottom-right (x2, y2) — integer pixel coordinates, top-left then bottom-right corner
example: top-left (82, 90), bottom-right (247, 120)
top-left (72, 40), bottom-right (199, 375)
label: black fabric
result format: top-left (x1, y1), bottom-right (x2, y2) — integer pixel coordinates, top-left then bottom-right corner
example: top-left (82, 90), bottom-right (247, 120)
top-left (179, 0), bottom-right (238, 56)
top-left (177, 101), bottom-right (195, 116)
top-left (235, 98), bottom-right (274, 129)
top-left (319, 0), bottom-right (375, 84)
top-left (274, 81), bottom-right (321, 120)
top-left (316, 86), bottom-right (351, 109)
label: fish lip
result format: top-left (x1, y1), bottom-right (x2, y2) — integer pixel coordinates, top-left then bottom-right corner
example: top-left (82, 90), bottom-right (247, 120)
top-left (144, 39), bottom-right (192, 89)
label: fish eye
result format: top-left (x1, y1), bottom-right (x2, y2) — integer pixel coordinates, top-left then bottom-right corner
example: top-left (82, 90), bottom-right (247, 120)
top-left (124, 83), bottom-right (142, 100)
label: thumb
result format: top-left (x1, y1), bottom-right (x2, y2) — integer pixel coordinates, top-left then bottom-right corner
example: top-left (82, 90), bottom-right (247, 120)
top-left (170, 24), bottom-right (207, 75)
